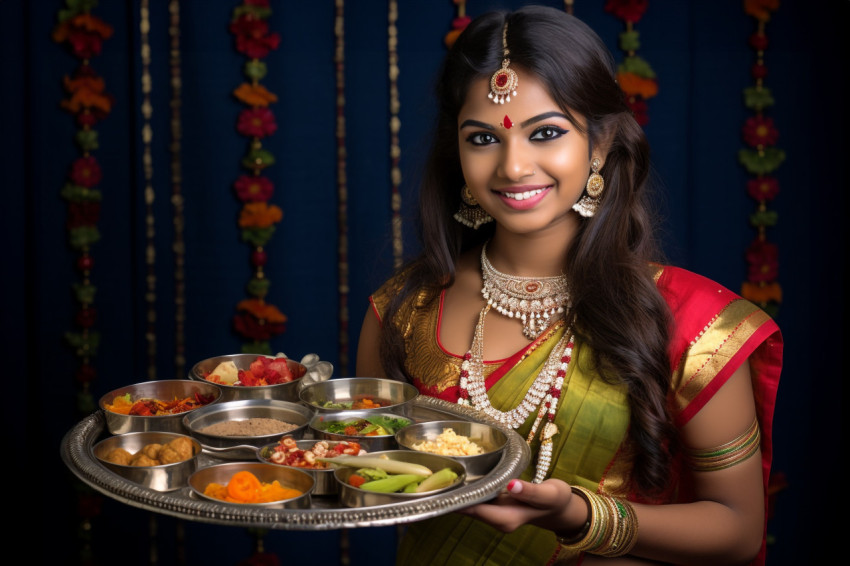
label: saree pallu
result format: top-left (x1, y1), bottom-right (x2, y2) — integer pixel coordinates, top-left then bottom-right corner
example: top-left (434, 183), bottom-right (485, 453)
top-left (370, 266), bottom-right (782, 566)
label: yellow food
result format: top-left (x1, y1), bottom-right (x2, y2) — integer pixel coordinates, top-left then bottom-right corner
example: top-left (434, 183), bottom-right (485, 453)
top-left (104, 437), bottom-right (195, 467)
top-left (207, 361), bottom-right (239, 385)
top-left (411, 428), bottom-right (483, 456)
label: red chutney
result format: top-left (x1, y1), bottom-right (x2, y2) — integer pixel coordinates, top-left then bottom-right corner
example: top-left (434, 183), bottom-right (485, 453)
top-left (266, 436), bottom-right (363, 469)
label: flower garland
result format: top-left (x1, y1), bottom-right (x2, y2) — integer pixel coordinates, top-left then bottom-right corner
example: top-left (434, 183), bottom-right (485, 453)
top-left (229, 0), bottom-right (286, 355)
top-left (170, 0), bottom-right (187, 379)
top-left (52, 0), bottom-right (114, 560)
top-left (444, 0), bottom-right (470, 48)
top-left (604, 0), bottom-right (657, 126)
top-left (140, 0), bottom-right (158, 380)
top-left (389, 0), bottom-right (403, 270)
top-left (335, 0), bottom-right (350, 372)
top-left (739, 0), bottom-right (783, 317)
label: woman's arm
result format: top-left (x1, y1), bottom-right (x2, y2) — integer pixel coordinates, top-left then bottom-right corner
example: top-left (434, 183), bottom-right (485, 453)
top-left (461, 360), bottom-right (765, 565)
top-left (355, 308), bottom-right (387, 378)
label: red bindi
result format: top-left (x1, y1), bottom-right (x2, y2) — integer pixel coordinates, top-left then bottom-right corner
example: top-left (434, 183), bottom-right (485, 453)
top-left (503, 115), bottom-right (513, 129)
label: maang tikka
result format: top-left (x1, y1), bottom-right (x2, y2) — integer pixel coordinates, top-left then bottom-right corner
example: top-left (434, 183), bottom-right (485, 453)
top-left (488, 22), bottom-right (518, 104)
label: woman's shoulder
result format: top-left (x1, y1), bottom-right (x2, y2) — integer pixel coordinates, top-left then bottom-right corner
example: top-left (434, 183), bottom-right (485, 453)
top-left (652, 264), bottom-right (743, 315)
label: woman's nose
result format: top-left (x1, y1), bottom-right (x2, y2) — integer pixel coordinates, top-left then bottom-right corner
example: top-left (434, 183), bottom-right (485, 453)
top-left (497, 140), bottom-right (535, 180)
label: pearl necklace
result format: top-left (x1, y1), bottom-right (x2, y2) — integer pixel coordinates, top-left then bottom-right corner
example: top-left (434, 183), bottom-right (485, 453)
top-left (480, 243), bottom-right (570, 340)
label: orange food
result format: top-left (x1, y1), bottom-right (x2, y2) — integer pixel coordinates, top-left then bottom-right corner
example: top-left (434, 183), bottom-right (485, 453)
top-left (203, 471), bottom-right (302, 504)
top-left (351, 397), bottom-right (383, 409)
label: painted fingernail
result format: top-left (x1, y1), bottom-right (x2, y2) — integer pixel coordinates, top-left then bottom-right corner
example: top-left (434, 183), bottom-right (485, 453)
top-left (507, 479), bottom-right (522, 494)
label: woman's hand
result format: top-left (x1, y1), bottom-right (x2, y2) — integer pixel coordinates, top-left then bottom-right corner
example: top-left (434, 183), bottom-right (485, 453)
top-left (457, 478), bottom-right (588, 535)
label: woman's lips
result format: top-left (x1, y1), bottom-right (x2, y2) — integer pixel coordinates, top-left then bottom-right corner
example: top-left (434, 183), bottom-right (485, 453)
top-left (494, 185), bottom-right (551, 210)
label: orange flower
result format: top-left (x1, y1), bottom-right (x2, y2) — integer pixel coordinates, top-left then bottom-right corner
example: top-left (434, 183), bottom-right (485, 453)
top-left (60, 75), bottom-right (112, 114)
top-left (238, 202), bottom-right (283, 229)
top-left (616, 72), bottom-right (659, 99)
top-left (744, 0), bottom-right (780, 22)
top-left (52, 13), bottom-right (114, 42)
top-left (233, 83), bottom-right (279, 107)
top-left (741, 281), bottom-right (782, 304)
top-left (237, 299), bottom-right (287, 324)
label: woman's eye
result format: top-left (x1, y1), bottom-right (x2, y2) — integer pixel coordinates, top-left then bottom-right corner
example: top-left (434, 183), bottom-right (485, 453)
top-left (467, 132), bottom-right (499, 146)
top-left (530, 126), bottom-right (568, 141)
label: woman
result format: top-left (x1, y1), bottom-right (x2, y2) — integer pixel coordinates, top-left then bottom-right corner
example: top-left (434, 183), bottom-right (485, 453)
top-left (356, 6), bottom-right (781, 565)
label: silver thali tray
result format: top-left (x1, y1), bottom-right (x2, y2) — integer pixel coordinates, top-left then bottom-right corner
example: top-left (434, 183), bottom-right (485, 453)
top-left (61, 396), bottom-right (530, 530)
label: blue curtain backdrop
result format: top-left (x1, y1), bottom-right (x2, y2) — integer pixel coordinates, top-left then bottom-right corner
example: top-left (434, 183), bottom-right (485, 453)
top-left (2, 1), bottom-right (844, 564)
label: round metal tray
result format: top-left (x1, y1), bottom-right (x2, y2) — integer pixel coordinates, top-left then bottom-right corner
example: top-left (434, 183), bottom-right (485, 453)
top-left (61, 396), bottom-right (530, 530)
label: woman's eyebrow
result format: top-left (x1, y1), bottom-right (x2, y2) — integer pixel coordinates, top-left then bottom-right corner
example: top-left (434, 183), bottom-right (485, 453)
top-left (520, 111), bottom-right (570, 128)
top-left (459, 119), bottom-right (495, 130)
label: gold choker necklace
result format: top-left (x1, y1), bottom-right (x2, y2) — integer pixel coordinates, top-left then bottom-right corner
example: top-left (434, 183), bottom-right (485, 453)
top-left (480, 243), bottom-right (570, 339)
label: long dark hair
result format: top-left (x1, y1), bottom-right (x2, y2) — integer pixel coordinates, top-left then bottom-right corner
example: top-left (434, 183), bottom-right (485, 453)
top-left (378, 5), bottom-right (676, 496)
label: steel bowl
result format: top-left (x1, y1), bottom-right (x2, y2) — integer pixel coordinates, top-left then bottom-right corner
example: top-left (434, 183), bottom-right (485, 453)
top-left (334, 450), bottom-right (466, 508)
top-left (189, 353), bottom-right (308, 402)
top-left (182, 399), bottom-right (313, 456)
top-left (395, 420), bottom-right (508, 480)
top-left (308, 410), bottom-right (412, 452)
top-left (188, 462), bottom-right (313, 509)
top-left (256, 438), bottom-right (367, 496)
top-left (299, 377), bottom-right (418, 414)
top-left (99, 379), bottom-right (222, 435)
top-left (92, 431), bottom-right (202, 492)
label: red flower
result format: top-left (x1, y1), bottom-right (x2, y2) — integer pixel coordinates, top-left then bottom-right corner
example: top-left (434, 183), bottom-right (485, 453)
top-left (245, 0), bottom-right (271, 6)
top-left (746, 240), bottom-right (779, 282)
top-left (237, 107), bottom-right (277, 138)
top-left (747, 177), bottom-right (779, 202)
top-left (75, 363), bottom-right (97, 384)
top-left (229, 14), bottom-right (281, 59)
top-left (742, 116), bottom-right (778, 147)
top-left (604, 0), bottom-right (649, 23)
top-left (233, 312), bottom-right (285, 341)
top-left (234, 174), bottom-right (275, 202)
top-left (749, 32), bottom-right (769, 51)
top-left (76, 307), bottom-right (97, 328)
top-left (67, 201), bottom-right (102, 229)
top-left (70, 156), bottom-right (103, 187)
top-left (751, 62), bottom-right (768, 80)
top-left (625, 95), bottom-right (649, 126)
top-left (67, 29), bottom-right (104, 59)
top-left (238, 552), bottom-right (281, 566)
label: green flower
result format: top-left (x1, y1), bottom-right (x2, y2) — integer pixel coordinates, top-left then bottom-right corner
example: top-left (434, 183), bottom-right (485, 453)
top-left (241, 341), bottom-right (272, 355)
top-left (61, 184), bottom-right (102, 202)
top-left (244, 60), bottom-right (268, 81)
top-left (242, 148), bottom-right (276, 171)
top-left (619, 30), bottom-right (641, 52)
top-left (241, 226), bottom-right (276, 247)
top-left (75, 129), bottom-right (99, 152)
top-left (738, 148), bottom-right (786, 175)
top-left (58, 0), bottom-right (100, 22)
top-left (749, 209), bottom-right (778, 227)
top-left (73, 282), bottom-right (97, 304)
top-left (65, 330), bottom-right (101, 357)
top-left (744, 87), bottom-right (775, 111)
top-left (247, 277), bottom-right (271, 298)
top-left (619, 55), bottom-right (656, 79)
top-left (69, 226), bottom-right (101, 249)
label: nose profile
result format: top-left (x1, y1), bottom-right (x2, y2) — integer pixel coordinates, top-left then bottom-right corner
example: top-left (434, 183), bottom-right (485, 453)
top-left (497, 139), bottom-right (535, 180)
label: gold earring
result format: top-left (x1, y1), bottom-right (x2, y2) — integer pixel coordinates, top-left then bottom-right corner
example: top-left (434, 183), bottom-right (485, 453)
top-left (454, 185), bottom-right (494, 229)
top-left (572, 158), bottom-right (604, 218)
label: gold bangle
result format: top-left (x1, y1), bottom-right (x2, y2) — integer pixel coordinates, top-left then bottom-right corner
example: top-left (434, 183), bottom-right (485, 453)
top-left (686, 417), bottom-right (761, 472)
top-left (557, 486), bottom-right (639, 558)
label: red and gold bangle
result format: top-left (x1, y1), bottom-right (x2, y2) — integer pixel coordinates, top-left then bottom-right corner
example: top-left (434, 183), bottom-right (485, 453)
top-left (686, 417), bottom-right (761, 472)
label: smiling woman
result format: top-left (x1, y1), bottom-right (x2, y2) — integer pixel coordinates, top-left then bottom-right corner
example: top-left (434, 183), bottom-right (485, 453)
top-left (355, 5), bottom-right (781, 566)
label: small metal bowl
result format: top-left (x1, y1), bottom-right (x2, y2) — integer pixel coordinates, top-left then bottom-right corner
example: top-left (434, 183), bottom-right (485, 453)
top-left (256, 438), bottom-right (367, 496)
top-left (334, 450), bottom-right (465, 508)
top-left (189, 353), bottom-right (308, 402)
top-left (395, 420), bottom-right (508, 480)
top-left (188, 462), bottom-right (313, 509)
top-left (308, 410), bottom-right (412, 452)
top-left (299, 377), bottom-right (418, 414)
top-left (182, 399), bottom-right (313, 456)
top-left (99, 379), bottom-right (221, 435)
top-left (92, 431), bottom-right (201, 492)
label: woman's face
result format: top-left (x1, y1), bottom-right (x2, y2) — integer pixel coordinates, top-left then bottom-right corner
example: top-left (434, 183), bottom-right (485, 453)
top-left (457, 70), bottom-right (596, 239)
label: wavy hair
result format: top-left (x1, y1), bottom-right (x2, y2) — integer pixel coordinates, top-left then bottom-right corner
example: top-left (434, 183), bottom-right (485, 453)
top-left (378, 5), bottom-right (676, 496)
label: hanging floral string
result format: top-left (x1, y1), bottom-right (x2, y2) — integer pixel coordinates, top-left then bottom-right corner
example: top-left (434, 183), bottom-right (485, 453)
top-left (140, 0), bottom-right (158, 380)
top-left (739, 0), bottom-right (783, 316)
top-left (604, 0), bottom-right (658, 126)
top-left (564, 0), bottom-right (574, 15)
top-left (444, 0), bottom-right (470, 48)
top-left (389, 0), bottom-right (403, 270)
top-left (170, 0), bottom-right (187, 380)
top-left (335, 0), bottom-right (350, 373)
top-left (229, 0), bottom-right (286, 355)
top-left (52, 1), bottom-right (113, 561)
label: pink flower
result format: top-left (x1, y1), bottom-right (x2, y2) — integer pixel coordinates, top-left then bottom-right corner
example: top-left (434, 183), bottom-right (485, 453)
top-left (747, 177), bottom-right (779, 202)
top-left (746, 240), bottom-right (779, 282)
top-left (604, 0), bottom-right (649, 23)
top-left (234, 175), bottom-right (274, 202)
top-left (70, 156), bottom-right (102, 187)
top-left (237, 107), bottom-right (277, 138)
top-left (229, 14), bottom-right (281, 59)
top-left (742, 116), bottom-right (778, 147)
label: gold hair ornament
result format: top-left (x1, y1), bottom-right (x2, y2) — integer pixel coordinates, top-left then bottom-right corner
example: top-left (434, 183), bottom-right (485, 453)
top-left (488, 22), bottom-right (518, 104)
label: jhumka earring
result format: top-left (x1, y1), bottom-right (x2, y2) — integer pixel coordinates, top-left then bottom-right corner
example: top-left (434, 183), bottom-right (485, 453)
top-left (488, 22), bottom-right (518, 104)
top-left (454, 185), bottom-right (493, 229)
top-left (572, 157), bottom-right (604, 218)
